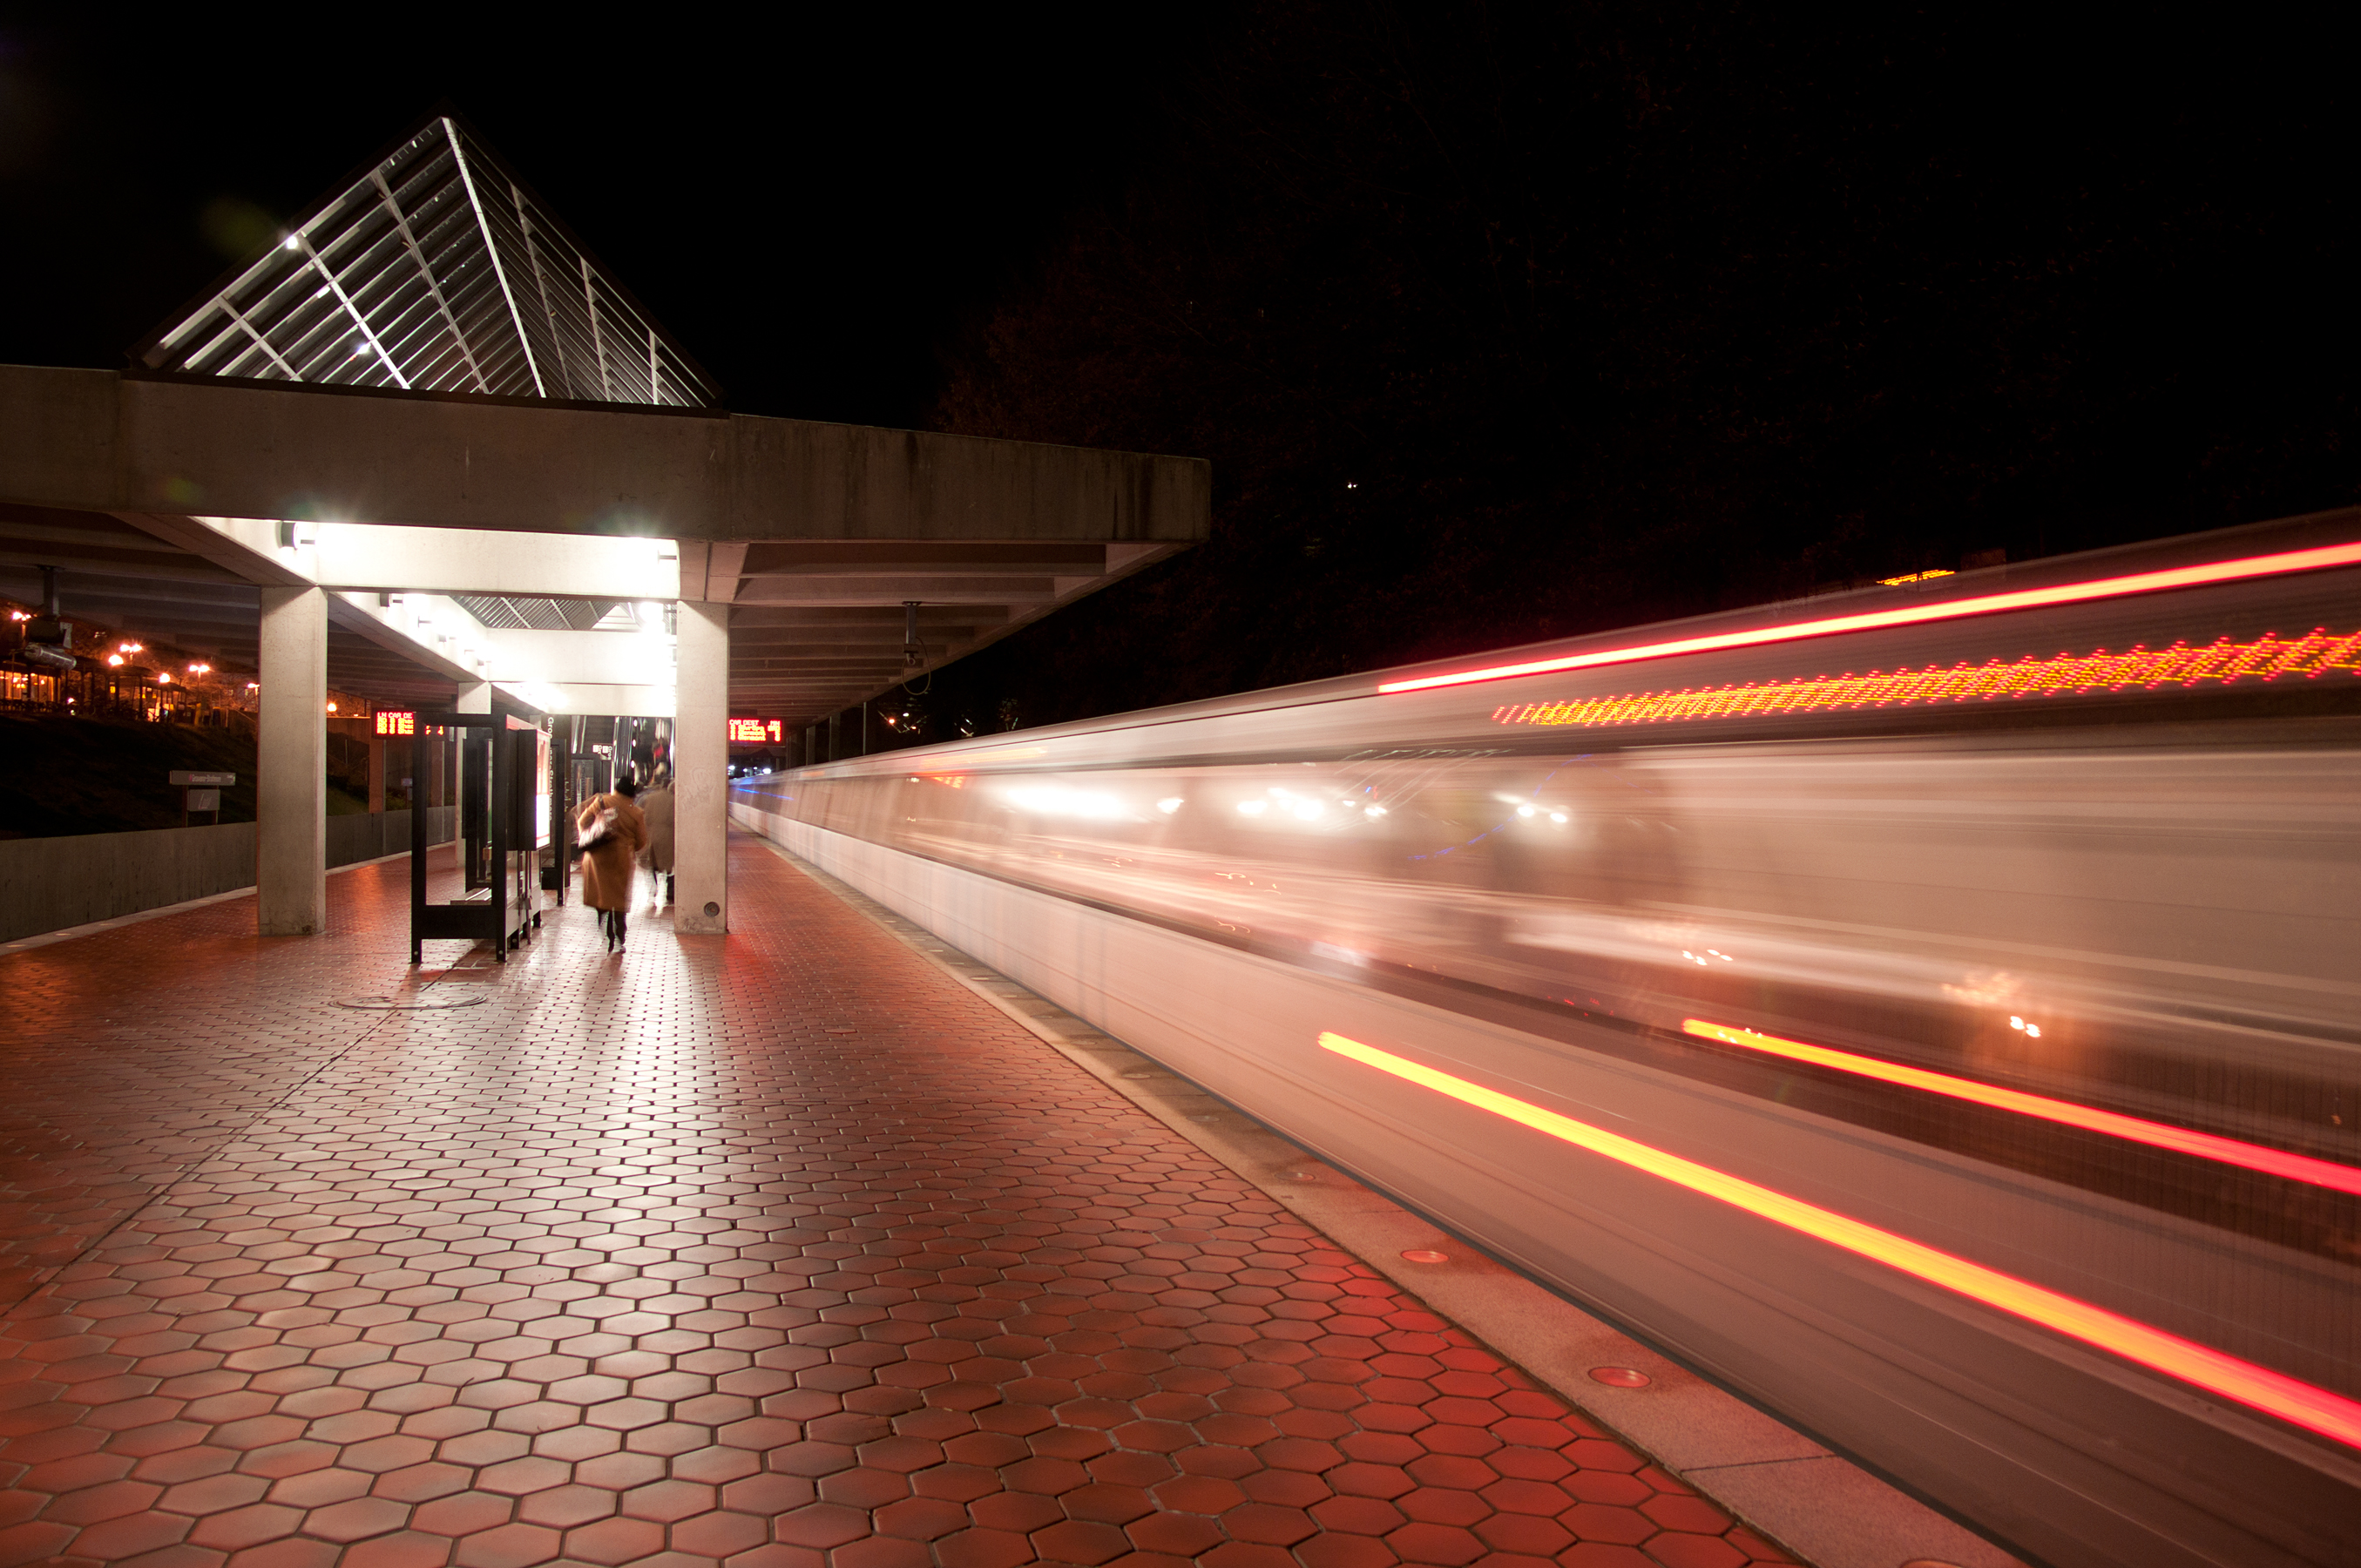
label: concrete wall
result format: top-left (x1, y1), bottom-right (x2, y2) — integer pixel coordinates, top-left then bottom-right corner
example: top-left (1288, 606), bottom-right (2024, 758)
top-left (325, 808), bottom-right (452, 869)
top-left (0, 807), bottom-right (456, 944)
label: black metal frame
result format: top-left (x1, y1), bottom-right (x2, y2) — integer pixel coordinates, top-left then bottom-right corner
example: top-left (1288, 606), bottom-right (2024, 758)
top-left (409, 712), bottom-right (540, 964)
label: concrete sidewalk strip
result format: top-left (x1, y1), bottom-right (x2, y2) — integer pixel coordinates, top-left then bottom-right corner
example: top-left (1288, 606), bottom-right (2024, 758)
top-left (758, 836), bottom-right (2024, 1568)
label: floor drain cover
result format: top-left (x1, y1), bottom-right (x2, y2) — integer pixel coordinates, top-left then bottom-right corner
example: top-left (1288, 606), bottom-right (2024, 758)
top-left (336, 994), bottom-right (487, 1010)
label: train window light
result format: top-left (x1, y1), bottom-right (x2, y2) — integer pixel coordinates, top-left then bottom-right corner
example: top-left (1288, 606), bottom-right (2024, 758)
top-left (1492, 628), bottom-right (2361, 730)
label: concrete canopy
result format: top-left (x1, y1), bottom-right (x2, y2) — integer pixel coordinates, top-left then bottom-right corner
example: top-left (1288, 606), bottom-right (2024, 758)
top-left (5, 108), bottom-right (1204, 727)
top-left (0, 366), bottom-right (1208, 721)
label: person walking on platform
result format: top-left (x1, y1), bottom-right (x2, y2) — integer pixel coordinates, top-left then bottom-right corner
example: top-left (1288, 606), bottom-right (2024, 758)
top-left (637, 768), bottom-right (676, 909)
top-left (576, 775), bottom-right (647, 953)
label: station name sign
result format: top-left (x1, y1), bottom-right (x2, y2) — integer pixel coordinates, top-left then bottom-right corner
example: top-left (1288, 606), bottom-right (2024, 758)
top-left (375, 710), bottom-right (416, 735)
top-left (728, 717), bottom-right (785, 744)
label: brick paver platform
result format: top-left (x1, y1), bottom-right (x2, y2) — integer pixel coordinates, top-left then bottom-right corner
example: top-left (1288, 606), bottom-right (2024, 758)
top-left (0, 835), bottom-right (1797, 1568)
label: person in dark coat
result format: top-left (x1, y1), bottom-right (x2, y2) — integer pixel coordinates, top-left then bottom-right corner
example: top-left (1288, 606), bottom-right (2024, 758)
top-left (577, 775), bottom-right (648, 952)
top-left (637, 770), bottom-right (676, 908)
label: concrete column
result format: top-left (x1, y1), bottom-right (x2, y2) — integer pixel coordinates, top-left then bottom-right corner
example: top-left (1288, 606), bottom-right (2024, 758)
top-left (368, 734), bottom-right (387, 813)
top-left (674, 601), bottom-right (729, 935)
top-left (256, 585), bottom-right (327, 935)
top-left (451, 681), bottom-right (490, 801)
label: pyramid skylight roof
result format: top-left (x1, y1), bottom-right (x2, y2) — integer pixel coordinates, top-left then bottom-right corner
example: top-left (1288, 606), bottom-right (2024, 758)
top-left (134, 113), bottom-right (720, 408)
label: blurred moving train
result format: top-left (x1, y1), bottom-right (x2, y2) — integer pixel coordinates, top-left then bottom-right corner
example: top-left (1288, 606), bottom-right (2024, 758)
top-left (734, 512), bottom-right (2361, 1568)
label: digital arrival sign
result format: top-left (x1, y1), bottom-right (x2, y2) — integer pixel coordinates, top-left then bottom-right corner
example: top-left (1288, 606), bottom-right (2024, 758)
top-left (729, 717), bottom-right (785, 744)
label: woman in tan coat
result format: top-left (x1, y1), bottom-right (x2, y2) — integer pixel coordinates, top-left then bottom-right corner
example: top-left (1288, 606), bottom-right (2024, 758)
top-left (576, 775), bottom-right (648, 953)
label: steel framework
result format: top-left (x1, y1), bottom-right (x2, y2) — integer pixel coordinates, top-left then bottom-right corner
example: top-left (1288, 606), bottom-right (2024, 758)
top-left (134, 114), bottom-right (720, 409)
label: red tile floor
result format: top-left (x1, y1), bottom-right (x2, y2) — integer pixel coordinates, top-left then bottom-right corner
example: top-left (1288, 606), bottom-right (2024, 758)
top-left (0, 834), bottom-right (1799, 1568)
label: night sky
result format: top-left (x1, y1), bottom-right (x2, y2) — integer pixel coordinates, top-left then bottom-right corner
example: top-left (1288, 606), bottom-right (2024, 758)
top-left (6, 7), bottom-right (2358, 742)
top-left (0, 11), bottom-right (1185, 427)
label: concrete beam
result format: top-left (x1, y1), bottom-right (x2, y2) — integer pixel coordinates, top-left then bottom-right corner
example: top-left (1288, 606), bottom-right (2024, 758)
top-left (0, 367), bottom-right (1208, 546)
top-left (208, 517), bottom-right (684, 598)
top-left (510, 682), bottom-right (676, 718)
top-left (731, 577), bottom-right (1062, 607)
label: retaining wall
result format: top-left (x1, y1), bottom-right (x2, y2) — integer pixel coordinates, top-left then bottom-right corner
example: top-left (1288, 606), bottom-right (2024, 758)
top-left (0, 807), bottom-right (457, 944)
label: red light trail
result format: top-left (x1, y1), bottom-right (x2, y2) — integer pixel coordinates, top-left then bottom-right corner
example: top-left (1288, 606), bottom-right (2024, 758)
top-left (1681, 1020), bottom-right (2361, 1197)
top-left (1317, 1030), bottom-right (2361, 1450)
top-left (1377, 539), bottom-right (2361, 694)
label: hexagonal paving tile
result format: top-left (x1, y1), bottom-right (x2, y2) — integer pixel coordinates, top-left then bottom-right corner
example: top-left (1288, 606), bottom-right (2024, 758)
top-left (0, 838), bottom-right (1801, 1568)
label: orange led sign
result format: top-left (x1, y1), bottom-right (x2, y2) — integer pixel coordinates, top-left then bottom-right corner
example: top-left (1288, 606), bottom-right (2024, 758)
top-left (729, 717), bottom-right (785, 744)
top-left (1492, 628), bottom-right (2361, 731)
top-left (375, 710), bottom-right (416, 735)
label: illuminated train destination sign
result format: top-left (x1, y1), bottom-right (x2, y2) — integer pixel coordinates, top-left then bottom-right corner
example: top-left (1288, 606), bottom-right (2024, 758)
top-left (728, 717), bottom-right (786, 744)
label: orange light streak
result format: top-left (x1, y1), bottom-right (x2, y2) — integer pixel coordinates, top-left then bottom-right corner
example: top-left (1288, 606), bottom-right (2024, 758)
top-left (1316, 1030), bottom-right (2361, 1450)
top-left (1491, 629), bottom-right (2361, 729)
top-left (1377, 539), bottom-right (2361, 694)
top-left (1681, 1020), bottom-right (2361, 1197)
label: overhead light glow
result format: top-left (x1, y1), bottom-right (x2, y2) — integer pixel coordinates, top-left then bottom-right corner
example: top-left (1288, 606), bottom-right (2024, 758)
top-left (1318, 1031), bottom-right (2361, 1450)
top-left (1681, 1019), bottom-right (2361, 1196)
top-left (1157, 798), bottom-right (1183, 814)
top-left (1383, 539), bottom-right (2361, 695)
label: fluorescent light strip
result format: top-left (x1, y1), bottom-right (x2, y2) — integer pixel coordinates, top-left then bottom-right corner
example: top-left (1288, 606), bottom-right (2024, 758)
top-left (1683, 1019), bottom-right (2361, 1198)
top-left (1376, 539), bottom-right (2361, 694)
top-left (1316, 1031), bottom-right (2361, 1450)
